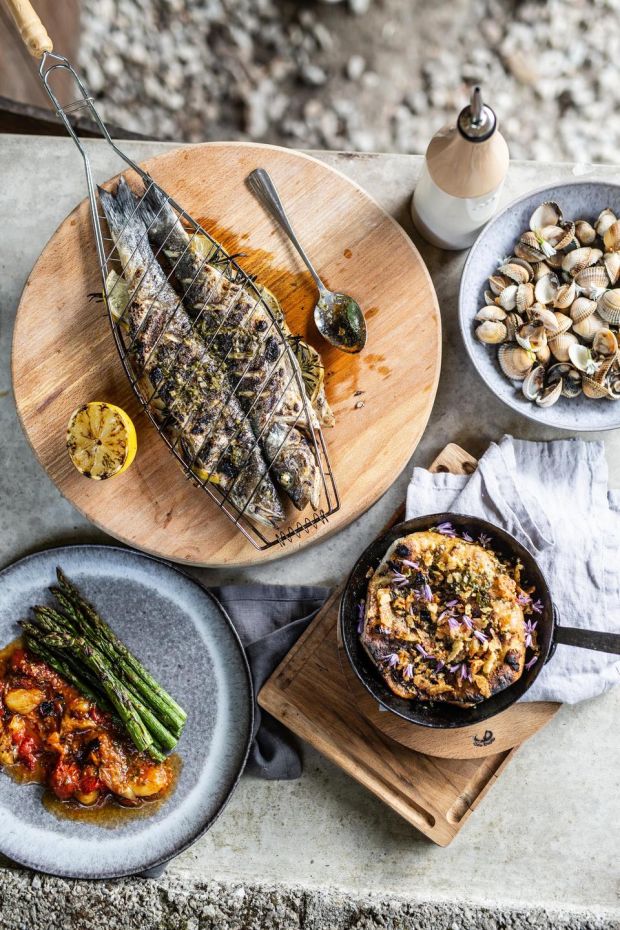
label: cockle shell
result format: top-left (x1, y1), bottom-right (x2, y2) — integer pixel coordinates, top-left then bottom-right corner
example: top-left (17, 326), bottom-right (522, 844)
top-left (476, 305), bottom-right (507, 322)
top-left (570, 296), bottom-right (597, 323)
top-left (574, 265), bottom-right (609, 298)
top-left (534, 274), bottom-right (559, 306)
top-left (515, 231), bottom-right (547, 263)
top-left (595, 208), bottom-right (617, 238)
top-left (572, 312), bottom-right (605, 343)
top-left (522, 364), bottom-right (546, 401)
top-left (516, 323), bottom-right (546, 352)
top-left (530, 305), bottom-right (560, 333)
top-left (549, 331), bottom-right (578, 362)
top-left (582, 376), bottom-right (610, 399)
top-left (504, 312), bottom-right (523, 342)
top-left (575, 220), bottom-right (596, 245)
top-left (530, 202), bottom-right (562, 232)
top-left (516, 282), bottom-right (535, 313)
top-left (592, 328), bottom-right (618, 359)
top-left (603, 252), bottom-right (620, 286)
top-left (497, 344), bottom-right (534, 381)
top-left (603, 220), bottom-right (620, 252)
top-left (568, 343), bottom-right (598, 375)
top-left (489, 273), bottom-right (511, 296)
top-left (476, 321), bottom-right (508, 344)
top-left (553, 280), bottom-right (576, 309)
top-left (498, 260), bottom-right (533, 284)
top-left (553, 311), bottom-right (572, 334)
top-left (532, 261), bottom-right (552, 281)
top-left (536, 343), bottom-right (551, 365)
top-left (484, 290), bottom-right (498, 305)
top-left (536, 379), bottom-right (563, 408)
top-left (498, 284), bottom-right (518, 310)
top-left (561, 367), bottom-right (582, 398)
top-left (542, 222), bottom-right (575, 251)
top-left (562, 247), bottom-right (603, 276)
top-left (597, 289), bottom-right (620, 326)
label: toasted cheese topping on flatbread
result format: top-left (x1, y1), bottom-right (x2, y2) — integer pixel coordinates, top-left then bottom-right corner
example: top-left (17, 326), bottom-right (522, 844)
top-left (361, 530), bottom-right (540, 705)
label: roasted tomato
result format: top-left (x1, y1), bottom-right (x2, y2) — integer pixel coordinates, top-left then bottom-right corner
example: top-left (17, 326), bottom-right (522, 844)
top-left (49, 759), bottom-right (81, 800)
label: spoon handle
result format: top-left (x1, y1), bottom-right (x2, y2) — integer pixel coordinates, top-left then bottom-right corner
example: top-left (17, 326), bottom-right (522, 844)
top-left (247, 168), bottom-right (324, 291)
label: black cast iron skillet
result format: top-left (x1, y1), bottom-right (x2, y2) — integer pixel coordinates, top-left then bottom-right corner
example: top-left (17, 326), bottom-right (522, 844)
top-left (340, 512), bottom-right (620, 729)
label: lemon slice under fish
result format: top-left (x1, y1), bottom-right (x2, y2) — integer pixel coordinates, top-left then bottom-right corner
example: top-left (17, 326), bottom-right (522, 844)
top-left (66, 402), bottom-right (137, 480)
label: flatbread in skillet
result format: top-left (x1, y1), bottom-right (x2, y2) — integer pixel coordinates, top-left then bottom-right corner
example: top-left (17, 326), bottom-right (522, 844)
top-left (361, 530), bottom-right (529, 705)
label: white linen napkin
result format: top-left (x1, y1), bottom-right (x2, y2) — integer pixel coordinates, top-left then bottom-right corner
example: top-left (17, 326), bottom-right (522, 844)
top-left (405, 436), bottom-right (620, 703)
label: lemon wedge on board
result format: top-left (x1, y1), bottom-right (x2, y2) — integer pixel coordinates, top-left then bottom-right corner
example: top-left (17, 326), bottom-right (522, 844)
top-left (66, 402), bottom-right (137, 480)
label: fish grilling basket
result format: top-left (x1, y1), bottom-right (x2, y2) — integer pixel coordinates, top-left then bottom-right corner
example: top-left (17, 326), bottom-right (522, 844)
top-left (26, 45), bottom-right (340, 551)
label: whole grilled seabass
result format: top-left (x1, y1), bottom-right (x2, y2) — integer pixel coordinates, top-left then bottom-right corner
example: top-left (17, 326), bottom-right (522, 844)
top-left (99, 180), bottom-right (284, 528)
top-left (136, 183), bottom-right (321, 511)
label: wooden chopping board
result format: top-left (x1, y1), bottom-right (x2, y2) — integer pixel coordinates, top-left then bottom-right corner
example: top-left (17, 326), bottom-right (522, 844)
top-left (12, 142), bottom-right (441, 566)
top-left (258, 443), bottom-right (560, 844)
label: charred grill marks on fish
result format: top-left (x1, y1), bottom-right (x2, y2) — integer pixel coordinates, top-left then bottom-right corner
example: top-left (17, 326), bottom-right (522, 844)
top-left (136, 183), bottom-right (322, 511)
top-left (98, 179), bottom-right (284, 528)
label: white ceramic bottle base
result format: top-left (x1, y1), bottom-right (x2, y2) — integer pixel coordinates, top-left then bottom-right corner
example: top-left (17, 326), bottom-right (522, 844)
top-left (411, 163), bottom-right (505, 251)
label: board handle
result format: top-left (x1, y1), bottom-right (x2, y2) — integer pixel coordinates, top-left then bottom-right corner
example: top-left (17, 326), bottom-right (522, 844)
top-left (5, 0), bottom-right (53, 58)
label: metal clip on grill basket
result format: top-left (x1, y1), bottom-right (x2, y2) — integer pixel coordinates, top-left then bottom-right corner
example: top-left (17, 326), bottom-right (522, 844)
top-left (9, 0), bottom-right (339, 551)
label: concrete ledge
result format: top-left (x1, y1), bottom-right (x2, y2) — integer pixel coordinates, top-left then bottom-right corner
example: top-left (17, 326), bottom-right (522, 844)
top-left (0, 868), bottom-right (617, 930)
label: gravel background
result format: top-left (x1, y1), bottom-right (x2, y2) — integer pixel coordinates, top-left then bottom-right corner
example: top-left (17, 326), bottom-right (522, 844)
top-left (78, 0), bottom-right (620, 162)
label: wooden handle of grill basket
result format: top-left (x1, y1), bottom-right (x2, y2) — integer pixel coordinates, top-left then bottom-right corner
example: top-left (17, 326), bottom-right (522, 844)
top-left (5, 0), bottom-right (53, 58)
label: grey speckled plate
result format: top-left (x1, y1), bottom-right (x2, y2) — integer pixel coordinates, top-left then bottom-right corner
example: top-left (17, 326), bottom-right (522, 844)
top-left (459, 180), bottom-right (620, 431)
top-left (0, 545), bottom-right (253, 879)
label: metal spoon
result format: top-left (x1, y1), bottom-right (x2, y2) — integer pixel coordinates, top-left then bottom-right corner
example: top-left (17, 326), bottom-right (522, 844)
top-left (247, 168), bottom-right (367, 354)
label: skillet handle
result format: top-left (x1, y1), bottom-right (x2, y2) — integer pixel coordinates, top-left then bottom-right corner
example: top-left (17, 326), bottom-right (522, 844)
top-left (554, 625), bottom-right (620, 656)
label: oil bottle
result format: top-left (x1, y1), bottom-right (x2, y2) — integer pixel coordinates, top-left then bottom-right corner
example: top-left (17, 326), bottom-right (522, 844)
top-left (411, 87), bottom-right (509, 250)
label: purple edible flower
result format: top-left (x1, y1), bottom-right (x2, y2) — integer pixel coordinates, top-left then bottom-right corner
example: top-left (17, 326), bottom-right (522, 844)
top-left (390, 568), bottom-right (410, 587)
top-left (531, 599), bottom-right (544, 614)
top-left (403, 663), bottom-right (415, 680)
top-left (446, 599), bottom-right (459, 608)
top-left (401, 559), bottom-right (420, 570)
top-left (357, 601), bottom-right (365, 633)
top-left (473, 629), bottom-right (488, 643)
top-left (436, 521), bottom-right (457, 537)
top-left (448, 615), bottom-right (460, 631)
top-left (383, 653), bottom-right (399, 668)
top-left (478, 532), bottom-right (492, 548)
top-left (416, 643), bottom-right (431, 659)
top-left (461, 615), bottom-right (474, 631)
top-left (517, 592), bottom-right (531, 607)
top-left (525, 655), bottom-right (538, 670)
top-left (525, 619), bottom-right (537, 648)
top-left (434, 660), bottom-right (445, 672)
top-left (422, 583), bottom-right (433, 602)
top-left (461, 531), bottom-right (474, 542)
top-left (450, 662), bottom-right (472, 682)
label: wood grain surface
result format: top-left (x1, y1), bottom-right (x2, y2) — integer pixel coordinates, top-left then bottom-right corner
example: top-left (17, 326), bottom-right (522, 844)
top-left (12, 142), bottom-right (441, 566)
top-left (258, 443), bottom-right (561, 844)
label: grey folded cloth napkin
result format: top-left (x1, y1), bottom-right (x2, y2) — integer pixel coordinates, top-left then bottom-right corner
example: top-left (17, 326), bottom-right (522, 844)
top-left (210, 583), bottom-right (329, 778)
top-left (406, 435), bottom-right (620, 703)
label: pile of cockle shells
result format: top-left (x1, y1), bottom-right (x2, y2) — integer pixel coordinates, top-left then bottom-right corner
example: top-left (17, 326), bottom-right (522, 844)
top-left (475, 202), bottom-right (620, 406)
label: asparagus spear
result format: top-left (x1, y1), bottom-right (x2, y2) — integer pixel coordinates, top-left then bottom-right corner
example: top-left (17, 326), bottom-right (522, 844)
top-left (56, 569), bottom-right (187, 726)
top-left (41, 629), bottom-right (156, 758)
top-left (22, 625), bottom-right (107, 707)
top-left (29, 611), bottom-right (177, 753)
top-left (50, 586), bottom-right (183, 737)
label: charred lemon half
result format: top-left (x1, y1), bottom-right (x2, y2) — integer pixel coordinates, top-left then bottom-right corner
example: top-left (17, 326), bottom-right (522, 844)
top-left (66, 401), bottom-right (137, 480)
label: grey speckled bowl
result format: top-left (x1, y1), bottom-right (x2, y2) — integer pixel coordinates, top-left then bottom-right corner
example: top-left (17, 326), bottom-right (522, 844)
top-left (0, 545), bottom-right (253, 879)
top-left (459, 180), bottom-right (620, 431)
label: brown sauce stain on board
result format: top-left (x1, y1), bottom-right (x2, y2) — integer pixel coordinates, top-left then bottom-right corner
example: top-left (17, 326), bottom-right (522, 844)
top-left (343, 248), bottom-right (352, 259)
top-left (366, 306), bottom-right (379, 319)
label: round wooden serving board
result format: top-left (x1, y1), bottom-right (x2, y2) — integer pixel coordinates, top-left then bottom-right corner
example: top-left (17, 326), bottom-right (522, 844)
top-left (12, 142), bottom-right (441, 566)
